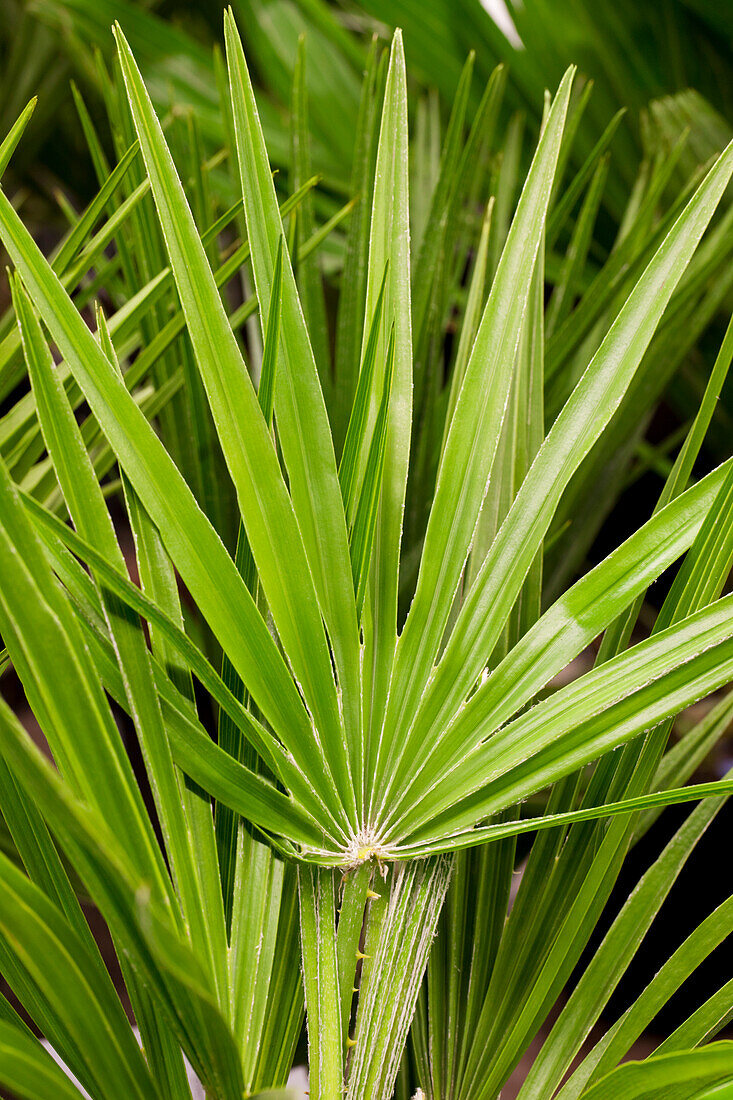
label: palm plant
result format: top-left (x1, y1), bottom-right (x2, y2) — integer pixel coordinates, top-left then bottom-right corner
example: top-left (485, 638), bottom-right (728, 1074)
top-left (1, 10), bottom-right (733, 1100)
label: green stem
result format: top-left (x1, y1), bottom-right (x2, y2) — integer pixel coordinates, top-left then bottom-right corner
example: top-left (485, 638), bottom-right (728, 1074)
top-left (337, 861), bottom-right (373, 1041)
top-left (346, 856), bottom-right (452, 1100)
top-left (299, 865), bottom-right (343, 1100)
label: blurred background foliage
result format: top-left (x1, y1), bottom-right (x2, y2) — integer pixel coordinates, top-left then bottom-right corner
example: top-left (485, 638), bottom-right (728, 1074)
top-left (8, 0), bottom-right (733, 208)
